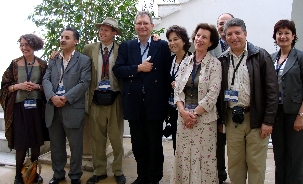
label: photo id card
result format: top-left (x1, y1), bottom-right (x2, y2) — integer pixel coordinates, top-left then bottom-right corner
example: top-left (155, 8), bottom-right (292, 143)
top-left (224, 90), bottom-right (239, 102)
top-left (99, 80), bottom-right (111, 91)
top-left (185, 104), bottom-right (197, 112)
top-left (56, 85), bottom-right (65, 96)
top-left (168, 97), bottom-right (175, 107)
top-left (24, 99), bottom-right (37, 109)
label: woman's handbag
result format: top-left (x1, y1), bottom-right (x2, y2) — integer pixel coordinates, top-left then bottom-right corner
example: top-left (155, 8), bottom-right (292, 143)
top-left (92, 90), bottom-right (120, 106)
top-left (21, 158), bottom-right (41, 184)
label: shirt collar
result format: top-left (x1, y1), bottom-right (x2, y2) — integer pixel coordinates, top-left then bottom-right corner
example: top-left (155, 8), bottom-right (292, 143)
top-left (101, 42), bottom-right (113, 50)
top-left (228, 41), bottom-right (248, 58)
top-left (59, 50), bottom-right (75, 62)
top-left (138, 37), bottom-right (151, 47)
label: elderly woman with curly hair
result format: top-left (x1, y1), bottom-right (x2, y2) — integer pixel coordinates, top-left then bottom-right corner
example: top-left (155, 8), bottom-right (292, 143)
top-left (0, 34), bottom-right (47, 184)
top-left (271, 19), bottom-right (303, 184)
top-left (170, 23), bottom-right (221, 184)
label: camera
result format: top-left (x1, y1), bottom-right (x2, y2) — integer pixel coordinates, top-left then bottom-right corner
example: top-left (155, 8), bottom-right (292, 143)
top-left (231, 106), bottom-right (244, 124)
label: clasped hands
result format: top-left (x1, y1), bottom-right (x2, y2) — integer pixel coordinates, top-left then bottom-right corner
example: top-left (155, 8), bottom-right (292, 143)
top-left (51, 95), bottom-right (67, 107)
top-left (18, 81), bottom-right (40, 91)
top-left (180, 109), bottom-right (198, 129)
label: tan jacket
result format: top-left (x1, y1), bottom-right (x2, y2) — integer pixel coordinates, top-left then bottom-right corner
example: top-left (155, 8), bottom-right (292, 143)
top-left (83, 42), bottom-right (121, 113)
top-left (174, 52), bottom-right (222, 123)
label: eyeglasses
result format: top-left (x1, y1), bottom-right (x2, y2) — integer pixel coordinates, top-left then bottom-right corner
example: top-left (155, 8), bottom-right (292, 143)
top-left (135, 22), bottom-right (151, 26)
top-left (20, 43), bottom-right (30, 48)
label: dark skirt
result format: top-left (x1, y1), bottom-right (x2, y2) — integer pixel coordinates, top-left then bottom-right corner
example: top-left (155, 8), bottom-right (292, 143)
top-left (13, 100), bottom-right (45, 150)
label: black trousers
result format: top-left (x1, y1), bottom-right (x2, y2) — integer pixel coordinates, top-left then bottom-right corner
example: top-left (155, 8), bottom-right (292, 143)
top-left (168, 106), bottom-right (178, 154)
top-left (129, 102), bottom-right (164, 182)
top-left (272, 105), bottom-right (303, 184)
top-left (217, 130), bottom-right (227, 177)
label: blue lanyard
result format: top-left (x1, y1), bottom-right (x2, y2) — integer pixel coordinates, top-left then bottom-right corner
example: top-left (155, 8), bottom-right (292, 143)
top-left (24, 56), bottom-right (35, 82)
top-left (100, 44), bottom-right (114, 78)
top-left (231, 54), bottom-right (245, 86)
top-left (190, 56), bottom-right (201, 97)
top-left (171, 52), bottom-right (187, 80)
top-left (275, 52), bottom-right (290, 75)
top-left (141, 42), bottom-right (150, 58)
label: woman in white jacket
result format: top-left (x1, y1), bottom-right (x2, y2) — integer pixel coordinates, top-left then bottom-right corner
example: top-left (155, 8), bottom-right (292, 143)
top-left (170, 23), bottom-right (222, 184)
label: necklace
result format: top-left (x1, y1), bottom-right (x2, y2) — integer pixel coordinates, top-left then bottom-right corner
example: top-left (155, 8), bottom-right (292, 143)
top-left (27, 60), bottom-right (35, 65)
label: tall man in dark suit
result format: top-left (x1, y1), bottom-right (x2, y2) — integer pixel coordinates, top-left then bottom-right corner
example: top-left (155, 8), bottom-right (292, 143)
top-left (210, 12), bottom-right (234, 184)
top-left (43, 27), bottom-right (91, 184)
top-left (113, 11), bottom-right (171, 184)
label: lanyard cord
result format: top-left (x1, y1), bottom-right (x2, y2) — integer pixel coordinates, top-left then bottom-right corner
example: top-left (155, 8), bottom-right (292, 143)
top-left (231, 54), bottom-right (245, 86)
top-left (171, 52), bottom-right (187, 80)
top-left (275, 51), bottom-right (290, 75)
top-left (24, 56), bottom-right (35, 82)
top-left (141, 42), bottom-right (150, 58)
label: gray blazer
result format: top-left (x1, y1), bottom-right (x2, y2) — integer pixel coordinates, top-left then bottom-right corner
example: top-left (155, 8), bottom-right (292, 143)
top-left (210, 41), bottom-right (222, 58)
top-left (271, 48), bottom-right (303, 114)
top-left (42, 51), bottom-right (92, 128)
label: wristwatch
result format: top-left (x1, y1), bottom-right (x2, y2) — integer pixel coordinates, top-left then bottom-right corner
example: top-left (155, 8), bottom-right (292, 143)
top-left (298, 112), bottom-right (303, 116)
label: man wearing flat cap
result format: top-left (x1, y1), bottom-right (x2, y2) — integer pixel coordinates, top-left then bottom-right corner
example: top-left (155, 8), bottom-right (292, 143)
top-left (83, 17), bottom-right (126, 184)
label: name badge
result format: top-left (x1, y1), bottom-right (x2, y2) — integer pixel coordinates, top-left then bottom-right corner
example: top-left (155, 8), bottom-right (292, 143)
top-left (56, 85), bottom-right (65, 96)
top-left (279, 92), bottom-right (282, 104)
top-left (24, 99), bottom-right (37, 109)
top-left (99, 80), bottom-right (111, 91)
top-left (224, 90), bottom-right (238, 102)
top-left (168, 97), bottom-right (175, 108)
top-left (185, 104), bottom-right (197, 112)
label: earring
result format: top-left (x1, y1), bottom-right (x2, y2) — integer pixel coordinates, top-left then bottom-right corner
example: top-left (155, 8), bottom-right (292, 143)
top-left (274, 41), bottom-right (278, 51)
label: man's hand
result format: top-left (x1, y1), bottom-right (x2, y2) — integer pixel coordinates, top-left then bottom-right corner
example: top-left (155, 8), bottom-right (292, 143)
top-left (260, 124), bottom-right (273, 139)
top-left (50, 51), bottom-right (60, 60)
top-left (294, 115), bottom-right (303, 131)
top-left (138, 60), bottom-right (153, 72)
top-left (60, 96), bottom-right (68, 103)
top-left (51, 95), bottom-right (65, 107)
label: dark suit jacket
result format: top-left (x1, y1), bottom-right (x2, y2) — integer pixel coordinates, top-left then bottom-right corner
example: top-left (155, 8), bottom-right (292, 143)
top-left (271, 48), bottom-right (303, 114)
top-left (113, 38), bottom-right (171, 121)
top-left (42, 51), bottom-right (92, 128)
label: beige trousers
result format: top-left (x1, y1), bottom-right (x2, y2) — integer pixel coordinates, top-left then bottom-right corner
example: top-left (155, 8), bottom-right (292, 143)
top-left (89, 95), bottom-right (124, 176)
top-left (226, 109), bottom-right (269, 184)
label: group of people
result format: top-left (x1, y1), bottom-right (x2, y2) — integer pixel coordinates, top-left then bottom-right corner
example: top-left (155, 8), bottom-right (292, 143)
top-left (1, 10), bottom-right (303, 184)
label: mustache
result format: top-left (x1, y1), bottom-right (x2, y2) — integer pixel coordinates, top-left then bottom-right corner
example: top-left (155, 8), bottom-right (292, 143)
top-left (60, 42), bottom-right (66, 45)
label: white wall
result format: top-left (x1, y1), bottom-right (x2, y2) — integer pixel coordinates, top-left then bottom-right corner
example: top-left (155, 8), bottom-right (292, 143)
top-left (154, 0), bottom-right (293, 54)
top-left (292, 0), bottom-right (303, 51)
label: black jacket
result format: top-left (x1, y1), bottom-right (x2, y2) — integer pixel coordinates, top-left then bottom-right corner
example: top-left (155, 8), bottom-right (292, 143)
top-left (217, 42), bottom-right (279, 128)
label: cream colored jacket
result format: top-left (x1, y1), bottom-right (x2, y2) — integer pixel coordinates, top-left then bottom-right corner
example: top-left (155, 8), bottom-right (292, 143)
top-left (174, 52), bottom-right (222, 123)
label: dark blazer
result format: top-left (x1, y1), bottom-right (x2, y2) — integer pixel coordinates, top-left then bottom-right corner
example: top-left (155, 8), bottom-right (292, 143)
top-left (43, 51), bottom-right (92, 128)
top-left (113, 38), bottom-right (171, 121)
top-left (271, 48), bottom-right (303, 114)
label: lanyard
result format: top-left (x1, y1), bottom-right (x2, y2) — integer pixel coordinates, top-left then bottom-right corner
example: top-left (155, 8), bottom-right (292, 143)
top-left (100, 44), bottom-right (114, 78)
top-left (231, 54), bottom-right (245, 86)
top-left (171, 52), bottom-right (187, 80)
top-left (275, 52), bottom-right (290, 75)
top-left (190, 56), bottom-right (201, 97)
top-left (141, 42), bottom-right (150, 58)
top-left (59, 60), bottom-right (68, 84)
top-left (24, 56), bottom-right (35, 82)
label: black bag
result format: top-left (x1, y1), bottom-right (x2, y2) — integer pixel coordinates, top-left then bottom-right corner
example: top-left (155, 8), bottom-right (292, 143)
top-left (92, 90), bottom-right (120, 106)
top-left (163, 116), bottom-right (172, 138)
top-left (231, 106), bottom-right (244, 124)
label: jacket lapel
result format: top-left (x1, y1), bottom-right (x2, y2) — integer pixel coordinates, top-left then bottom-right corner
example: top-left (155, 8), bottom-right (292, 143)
top-left (282, 48), bottom-right (297, 77)
top-left (55, 57), bottom-right (62, 76)
top-left (130, 39), bottom-right (142, 65)
top-left (65, 51), bottom-right (80, 73)
top-left (147, 39), bottom-right (159, 63)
